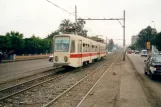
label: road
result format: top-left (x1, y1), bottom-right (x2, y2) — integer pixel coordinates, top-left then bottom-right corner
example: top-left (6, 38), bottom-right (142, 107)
top-left (128, 54), bottom-right (161, 106)
top-left (0, 59), bottom-right (53, 84)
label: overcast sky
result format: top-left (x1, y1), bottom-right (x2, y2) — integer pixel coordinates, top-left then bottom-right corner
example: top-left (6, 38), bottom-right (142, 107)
top-left (0, 0), bottom-right (161, 46)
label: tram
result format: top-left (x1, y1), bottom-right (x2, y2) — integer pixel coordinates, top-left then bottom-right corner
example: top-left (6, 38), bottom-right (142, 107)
top-left (53, 34), bottom-right (107, 68)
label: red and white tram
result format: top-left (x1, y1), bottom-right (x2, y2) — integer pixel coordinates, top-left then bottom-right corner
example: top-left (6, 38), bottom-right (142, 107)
top-left (53, 34), bottom-right (107, 68)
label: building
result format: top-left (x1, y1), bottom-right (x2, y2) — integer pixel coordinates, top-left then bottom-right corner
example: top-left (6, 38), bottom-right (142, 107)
top-left (131, 35), bottom-right (138, 45)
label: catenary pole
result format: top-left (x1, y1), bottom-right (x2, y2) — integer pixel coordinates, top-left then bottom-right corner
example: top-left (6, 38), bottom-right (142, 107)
top-left (123, 10), bottom-right (125, 61)
top-left (75, 5), bottom-right (77, 34)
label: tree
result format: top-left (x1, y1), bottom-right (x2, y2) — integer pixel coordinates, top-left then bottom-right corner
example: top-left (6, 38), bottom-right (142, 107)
top-left (59, 19), bottom-right (74, 34)
top-left (136, 26), bottom-right (157, 49)
top-left (46, 31), bottom-right (59, 39)
top-left (152, 32), bottom-right (161, 51)
top-left (108, 39), bottom-right (114, 51)
top-left (24, 35), bottom-right (53, 54)
top-left (59, 19), bottom-right (88, 36)
top-left (5, 31), bottom-right (24, 54)
top-left (0, 35), bottom-right (11, 52)
top-left (75, 18), bottom-right (88, 37)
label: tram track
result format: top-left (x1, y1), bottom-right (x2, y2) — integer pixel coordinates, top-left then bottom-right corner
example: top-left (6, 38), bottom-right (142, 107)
top-left (43, 54), bottom-right (120, 107)
top-left (0, 53), bottom-right (117, 107)
top-left (44, 53), bottom-right (119, 107)
top-left (0, 66), bottom-right (63, 101)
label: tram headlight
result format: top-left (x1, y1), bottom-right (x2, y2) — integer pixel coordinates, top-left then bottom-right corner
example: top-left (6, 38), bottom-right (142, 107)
top-left (55, 56), bottom-right (58, 62)
top-left (64, 56), bottom-right (68, 62)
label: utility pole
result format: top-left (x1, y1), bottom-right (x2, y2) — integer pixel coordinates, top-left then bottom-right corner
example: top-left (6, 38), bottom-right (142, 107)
top-left (123, 10), bottom-right (125, 61)
top-left (75, 5), bottom-right (77, 35)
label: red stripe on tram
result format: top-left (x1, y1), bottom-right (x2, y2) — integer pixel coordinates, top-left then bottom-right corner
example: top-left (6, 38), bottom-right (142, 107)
top-left (70, 52), bottom-right (105, 58)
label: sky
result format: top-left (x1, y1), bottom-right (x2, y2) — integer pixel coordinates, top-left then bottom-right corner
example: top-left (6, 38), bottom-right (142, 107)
top-left (0, 0), bottom-right (161, 46)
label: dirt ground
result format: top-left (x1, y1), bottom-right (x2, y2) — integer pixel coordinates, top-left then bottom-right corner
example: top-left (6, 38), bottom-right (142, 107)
top-left (77, 56), bottom-right (151, 107)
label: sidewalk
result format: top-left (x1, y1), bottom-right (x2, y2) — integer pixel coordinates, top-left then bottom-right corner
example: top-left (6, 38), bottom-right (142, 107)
top-left (78, 56), bottom-right (151, 107)
top-left (0, 55), bottom-right (49, 63)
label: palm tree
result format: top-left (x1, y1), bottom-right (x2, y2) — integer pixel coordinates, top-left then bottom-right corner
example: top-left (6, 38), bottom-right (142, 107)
top-left (59, 19), bottom-right (74, 34)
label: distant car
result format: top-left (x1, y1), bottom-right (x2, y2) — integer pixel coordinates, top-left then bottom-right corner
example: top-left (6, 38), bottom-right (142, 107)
top-left (127, 50), bottom-right (132, 54)
top-left (135, 50), bottom-right (139, 54)
top-left (49, 54), bottom-right (53, 62)
top-left (144, 54), bottom-right (161, 79)
top-left (141, 50), bottom-right (147, 57)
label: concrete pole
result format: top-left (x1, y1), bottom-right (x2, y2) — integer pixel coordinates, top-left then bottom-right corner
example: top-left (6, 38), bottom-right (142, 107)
top-left (123, 10), bottom-right (126, 61)
top-left (75, 5), bottom-right (77, 35)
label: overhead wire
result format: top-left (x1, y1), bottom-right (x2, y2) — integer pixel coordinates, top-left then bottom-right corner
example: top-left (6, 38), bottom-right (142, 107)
top-left (46, 0), bottom-right (74, 16)
top-left (46, 0), bottom-right (95, 36)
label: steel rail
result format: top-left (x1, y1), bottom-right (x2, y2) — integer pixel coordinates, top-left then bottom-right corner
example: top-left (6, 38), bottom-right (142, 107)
top-left (0, 66), bottom-right (62, 92)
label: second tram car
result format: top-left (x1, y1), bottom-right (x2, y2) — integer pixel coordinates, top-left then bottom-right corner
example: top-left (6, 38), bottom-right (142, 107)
top-left (53, 34), bottom-right (107, 68)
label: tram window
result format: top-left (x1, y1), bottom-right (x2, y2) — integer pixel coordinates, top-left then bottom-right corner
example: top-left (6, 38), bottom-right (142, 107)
top-left (71, 40), bottom-right (75, 53)
top-left (86, 44), bottom-right (88, 52)
top-left (83, 43), bottom-right (85, 52)
top-left (83, 43), bottom-right (85, 47)
top-left (96, 46), bottom-right (97, 52)
top-left (93, 47), bottom-right (94, 52)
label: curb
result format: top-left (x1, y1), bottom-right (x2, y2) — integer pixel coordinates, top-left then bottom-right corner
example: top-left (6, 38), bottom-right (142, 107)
top-left (0, 57), bottom-right (48, 64)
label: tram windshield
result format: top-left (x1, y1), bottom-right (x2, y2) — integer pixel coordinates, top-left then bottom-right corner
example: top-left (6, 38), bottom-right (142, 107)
top-left (54, 37), bottom-right (70, 52)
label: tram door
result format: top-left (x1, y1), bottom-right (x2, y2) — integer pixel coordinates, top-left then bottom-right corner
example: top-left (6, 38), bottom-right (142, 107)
top-left (78, 40), bottom-right (83, 66)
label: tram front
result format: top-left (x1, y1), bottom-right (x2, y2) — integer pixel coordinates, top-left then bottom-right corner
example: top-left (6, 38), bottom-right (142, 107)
top-left (53, 35), bottom-right (70, 66)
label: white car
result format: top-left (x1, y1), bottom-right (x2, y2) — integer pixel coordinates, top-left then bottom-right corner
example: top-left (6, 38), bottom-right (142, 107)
top-left (141, 50), bottom-right (147, 57)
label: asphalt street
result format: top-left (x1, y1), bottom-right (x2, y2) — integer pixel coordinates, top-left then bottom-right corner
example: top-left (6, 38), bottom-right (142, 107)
top-left (0, 59), bottom-right (53, 84)
top-left (128, 54), bottom-right (161, 106)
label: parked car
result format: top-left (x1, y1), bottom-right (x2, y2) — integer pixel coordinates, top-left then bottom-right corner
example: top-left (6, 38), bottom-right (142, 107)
top-left (141, 49), bottom-right (147, 57)
top-left (49, 54), bottom-right (53, 62)
top-left (144, 54), bottom-right (161, 79)
top-left (135, 50), bottom-right (139, 54)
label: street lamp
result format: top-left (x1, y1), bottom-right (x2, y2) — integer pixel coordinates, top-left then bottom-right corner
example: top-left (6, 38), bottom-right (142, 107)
top-left (151, 21), bottom-right (155, 28)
